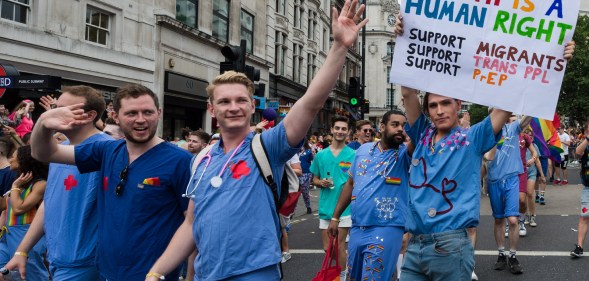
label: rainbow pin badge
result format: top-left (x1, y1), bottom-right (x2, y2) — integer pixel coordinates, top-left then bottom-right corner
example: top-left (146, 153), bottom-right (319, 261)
top-left (385, 177), bottom-right (401, 185)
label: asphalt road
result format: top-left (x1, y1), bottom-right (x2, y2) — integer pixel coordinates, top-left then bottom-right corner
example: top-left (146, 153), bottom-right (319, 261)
top-left (283, 165), bottom-right (589, 281)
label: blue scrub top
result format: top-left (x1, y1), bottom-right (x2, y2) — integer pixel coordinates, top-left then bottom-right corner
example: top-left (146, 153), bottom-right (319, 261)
top-left (189, 122), bottom-right (301, 280)
top-left (347, 141), bottom-right (361, 150)
top-left (0, 167), bottom-right (16, 195)
top-left (349, 142), bottom-right (410, 227)
top-left (44, 133), bottom-right (112, 268)
top-left (488, 120), bottom-right (524, 181)
top-left (75, 140), bottom-right (192, 280)
top-left (405, 114), bottom-right (499, 235)
top-left (299, 148), bottom-right (313, 174)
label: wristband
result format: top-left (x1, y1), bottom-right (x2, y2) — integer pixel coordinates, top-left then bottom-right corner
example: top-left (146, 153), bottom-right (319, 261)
top-left (331, 217), bottom-right (340, 222)
top-left (146, 272), bottom-right (165, 280)
top-left (14, 252), bottom-right (28, 258)
top-left (10, 188), bottom-right (21, 193)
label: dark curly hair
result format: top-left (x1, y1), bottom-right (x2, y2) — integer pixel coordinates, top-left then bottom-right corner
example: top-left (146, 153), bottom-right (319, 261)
top-left (13, 145), bottom-right (49, 182)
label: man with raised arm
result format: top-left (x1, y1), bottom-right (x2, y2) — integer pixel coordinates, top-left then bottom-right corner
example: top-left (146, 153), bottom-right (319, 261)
top-left (144, 1), bottom-right (368, 280)
top-left (394, 14), bottom-right (575, 280)
top-left (4, 86), bottom-right (111, 280)
top-left (328, 109), bottom-right (414, 281)
top-left (29, 84), bottom-right (193, 281)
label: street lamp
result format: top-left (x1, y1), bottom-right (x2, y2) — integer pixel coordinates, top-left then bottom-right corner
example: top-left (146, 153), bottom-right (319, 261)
top-left (387, 41), bottom-right (395, 110)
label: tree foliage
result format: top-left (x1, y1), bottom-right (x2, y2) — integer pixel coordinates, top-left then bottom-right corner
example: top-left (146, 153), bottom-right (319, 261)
top-left (468, 104), bottom-right (489, 125)
top-left (559, 15), bottom-right (589, 126)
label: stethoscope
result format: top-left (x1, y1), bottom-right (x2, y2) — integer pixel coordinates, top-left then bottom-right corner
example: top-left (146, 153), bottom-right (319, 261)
top-left (369, 141), bottom-right (399, 179)
top-left (183, 139), bottom-right (245, 198)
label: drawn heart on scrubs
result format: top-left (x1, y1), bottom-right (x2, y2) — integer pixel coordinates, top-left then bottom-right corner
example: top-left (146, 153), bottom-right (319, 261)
top-left (583, 207), bottom-right (588, 214)
top-left (230, 160), bottom-right (250, 179)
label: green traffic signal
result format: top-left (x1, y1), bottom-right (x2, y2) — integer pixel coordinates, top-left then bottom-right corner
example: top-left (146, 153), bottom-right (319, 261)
top-left (350, 98), bottom-right (358, 106)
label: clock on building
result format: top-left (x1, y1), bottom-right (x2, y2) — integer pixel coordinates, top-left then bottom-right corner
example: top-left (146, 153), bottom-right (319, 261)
top-left (387, 14), bottom-right (396, 26)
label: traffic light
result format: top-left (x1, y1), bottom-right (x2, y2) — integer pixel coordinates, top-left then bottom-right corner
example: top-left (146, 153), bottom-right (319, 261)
top-left (348, 77), bottom-right (360, 107)
top-left (220, 41), bottom-right (246, 74)
top-left (220, 40), bottom-right (261, 83)
top-left (362, 99), bottom-right (370, 114)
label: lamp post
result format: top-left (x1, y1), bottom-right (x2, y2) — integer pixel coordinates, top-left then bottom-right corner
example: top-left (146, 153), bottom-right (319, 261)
top-left (387, 41), bottom-right (395, 110)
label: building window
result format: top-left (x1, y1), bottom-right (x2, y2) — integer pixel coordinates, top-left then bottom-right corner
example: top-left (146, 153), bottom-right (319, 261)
top-left (294, 0), bottom-right (304, 29)
top-left (85, 7), bottom-right (110, 45)
top-left (275, 31), bottom-right (287, 75)
top-left (307, 53), bottom-right (316, 85)
top-left (176, 0), bottom-right (198, 28)
top-left (307, 11), bottom-right (316, 40)
top-left (323, 28), bottom-right (328, 51)
top-left (212, 0), bottom-right (229, 42)
top-left (276, 0), bottom-right (286, 15)
top-left (240, 10), bottom-right (254, 53)
top-left (0, 0), bottom-right (29, 24)
top-left (386, 88), bottom-right (395, 108)
top-left (293, 43), bottom-right (304, 83)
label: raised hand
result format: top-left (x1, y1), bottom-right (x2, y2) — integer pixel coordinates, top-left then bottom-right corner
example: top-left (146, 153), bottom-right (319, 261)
top-left (331, 0), bottom-right (368, 49)
top-left (564, 41), bottom-right (575, 61)
top-left (39, 95), bottom-right (57, 112)
top-left (40, 103), bottom-right (91, 131)
top-left (13, 172), bottom-right (33, 189)
top-left (394, 13), bottom-right (404, 36)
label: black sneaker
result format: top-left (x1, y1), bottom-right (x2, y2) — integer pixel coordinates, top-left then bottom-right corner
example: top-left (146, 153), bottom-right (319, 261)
top-left (571, 244), bottom-right (583, 258)
top-left (508, 256), bottom-right (523, 274)
top-left (494, 254), bottom-right (507, 270)
top-left (306, 207), bottom-right (312, 214)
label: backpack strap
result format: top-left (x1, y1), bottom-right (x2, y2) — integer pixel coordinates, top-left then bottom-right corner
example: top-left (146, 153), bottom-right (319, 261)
top-left (251, 134), bottom-right (281, 210)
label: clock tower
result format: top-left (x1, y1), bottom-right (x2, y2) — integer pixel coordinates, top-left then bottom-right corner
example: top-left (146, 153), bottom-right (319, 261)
top-left (362, 0), bottom-right (403, 124)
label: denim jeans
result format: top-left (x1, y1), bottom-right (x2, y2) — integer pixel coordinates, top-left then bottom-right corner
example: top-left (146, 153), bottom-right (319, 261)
top-left (402, 229), bottom-right (474, 281)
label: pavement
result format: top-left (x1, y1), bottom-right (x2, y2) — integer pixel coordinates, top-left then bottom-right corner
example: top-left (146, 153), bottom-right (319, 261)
top-left (283, 166), bottom-right (589, 280)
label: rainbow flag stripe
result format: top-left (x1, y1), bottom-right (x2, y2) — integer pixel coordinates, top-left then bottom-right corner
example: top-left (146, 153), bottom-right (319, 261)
top-left (386, 177), bottom-right (401, 185)
top-left (6, 184), bottom-right (36, 226)
top-left (142, 177), bottom-right (161, 186)
top-left (530, 114), bottom-right (564, 163)
top-left (351, 196), bottom-right (357, 201)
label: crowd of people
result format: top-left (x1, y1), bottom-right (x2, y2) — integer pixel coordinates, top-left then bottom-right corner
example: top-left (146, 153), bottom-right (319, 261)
top-left (0, 1), bottom-right (582, 281)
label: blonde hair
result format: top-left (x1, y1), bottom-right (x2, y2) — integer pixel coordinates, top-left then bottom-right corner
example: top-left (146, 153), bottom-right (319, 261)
top-left (206, 71), bottom-right (254, 101)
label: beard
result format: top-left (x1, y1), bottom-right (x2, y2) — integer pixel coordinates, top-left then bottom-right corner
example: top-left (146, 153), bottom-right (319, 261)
top-left (383, 129), bottom-right (405, 148)
top-left (120, 125), bottom-right (157, 144)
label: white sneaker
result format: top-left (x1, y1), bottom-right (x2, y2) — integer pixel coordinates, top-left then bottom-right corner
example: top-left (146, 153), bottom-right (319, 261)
top-left (281, 251), bottom-right (291, 263)
top-left (530, 215), bottom-right (537, 227)
top-left (471, 271), bottom-right (479, 281)
top-left (519, 221), bottom-right (527, 237)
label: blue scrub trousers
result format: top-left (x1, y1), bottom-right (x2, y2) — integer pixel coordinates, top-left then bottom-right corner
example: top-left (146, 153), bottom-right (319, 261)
top-left (0, 224), bottom-right (48, 281)
top-left (347, 225), bottom-right (404, 281)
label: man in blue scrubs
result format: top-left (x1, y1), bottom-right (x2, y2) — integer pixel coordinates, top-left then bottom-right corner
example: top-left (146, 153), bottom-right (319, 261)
top-left (29, 84), bottom-right (192, 280)
top-left (328, 109), bottom-right (413, 281)
top-left (4, 86), bottom-right (111, 280)
top-left (395, 13), bottom-right (575, 280)
top-left (145, 1), bottom-right (369, 280)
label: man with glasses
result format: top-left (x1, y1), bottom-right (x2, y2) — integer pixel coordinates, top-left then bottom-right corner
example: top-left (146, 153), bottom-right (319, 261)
top-left (187, 130), bottom-right (211, 155)
top-left (347, 120), bottom-right (373, 150)
top-left (28, 84), bottom-right (193, 280)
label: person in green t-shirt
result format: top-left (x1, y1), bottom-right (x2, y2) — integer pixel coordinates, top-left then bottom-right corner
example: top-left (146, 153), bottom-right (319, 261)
top-left (310, 116), bottom-right (355, 271)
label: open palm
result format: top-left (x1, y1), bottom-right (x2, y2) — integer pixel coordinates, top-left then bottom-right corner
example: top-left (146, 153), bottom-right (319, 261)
top-left (331, 0), bottom-right (368, 48)
top-left (42, 103), bottom-right (91, 131)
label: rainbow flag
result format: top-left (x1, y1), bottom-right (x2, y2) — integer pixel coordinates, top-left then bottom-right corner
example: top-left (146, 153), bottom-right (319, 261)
top-left (530, 113), bottom-right (563, 163)
top-left (385, 177), bottom-right (401, 185)
top-left (497, 137), bottom-right (505, 150)
top-left (142, 177), bottom-right (161, 186)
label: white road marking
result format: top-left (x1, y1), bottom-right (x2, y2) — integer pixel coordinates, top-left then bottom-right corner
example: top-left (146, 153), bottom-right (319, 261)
top-left (290, 249), bottom-right (574, 256)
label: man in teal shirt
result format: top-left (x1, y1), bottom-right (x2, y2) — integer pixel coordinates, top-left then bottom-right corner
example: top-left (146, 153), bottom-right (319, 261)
top-left (311, 116), bottom-right (355, 271)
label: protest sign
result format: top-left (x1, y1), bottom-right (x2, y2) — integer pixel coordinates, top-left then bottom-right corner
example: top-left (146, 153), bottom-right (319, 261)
top-left (389, 0), bottom-right (580, 120)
